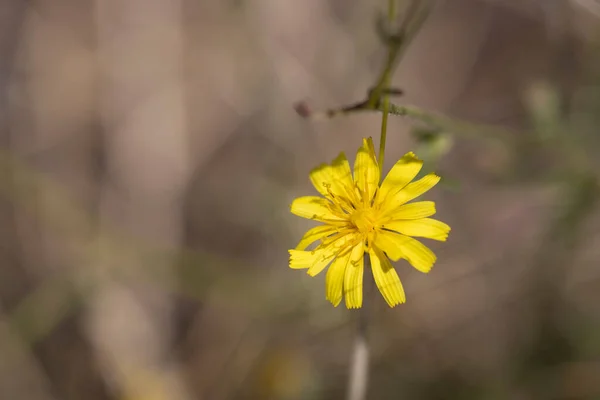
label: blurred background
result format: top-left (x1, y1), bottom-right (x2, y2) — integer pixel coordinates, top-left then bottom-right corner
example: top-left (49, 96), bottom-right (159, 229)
top-left (1, 0), bottom-right (600, 399)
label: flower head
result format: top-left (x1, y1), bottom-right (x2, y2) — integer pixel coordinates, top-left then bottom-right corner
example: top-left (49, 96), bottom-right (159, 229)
top-left (289, 137), bottom-right (450, 308)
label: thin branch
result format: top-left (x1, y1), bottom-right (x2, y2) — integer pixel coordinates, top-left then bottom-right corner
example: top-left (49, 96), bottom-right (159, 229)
top-left (369, 0), bottom-right (434, 107)
top-left (296, 98), bottom-right (512, 144)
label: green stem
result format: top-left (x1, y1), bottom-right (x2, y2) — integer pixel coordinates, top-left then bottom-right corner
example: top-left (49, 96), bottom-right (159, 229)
top-left (379, 94), bottom-right (390, 176)
top-left (388, 0), bottom-right (396, 26)
top-left (378, 0), bottom-right (396, 177)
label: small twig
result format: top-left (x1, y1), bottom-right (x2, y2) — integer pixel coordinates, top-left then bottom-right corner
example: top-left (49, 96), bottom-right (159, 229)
top-left (292, 0), bottom-right (432, 122)
top-left (293, 0), bottom-right (511, 145)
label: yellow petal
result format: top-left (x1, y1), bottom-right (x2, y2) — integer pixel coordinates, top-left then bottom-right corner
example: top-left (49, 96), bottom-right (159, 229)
top-left (288, 249), bottom-right (317, 269)
top-left (331, 153), bottom-right (360, 204)
top-left (306, 250), bottom-right (336, 277)
top-left (288, 247), bottom-right (335, 275)
top-left (384, 218), bottom-right (450, 241)
top-left (325, 248), bottom-right (352, 307)
top-left (310, 153), bottom-right (356, 202)
top-left (399, 237), bottom-right (437, 273)
top-left (307, 233), bottom-right (357, 276)
top-left (353, 137), bottom-right (380, 205)
top-left (373, 230), bottom-right (410, 261)
top-left (310, 164), bottom-right (334, 197)
top-left (343, 242), bottom-right (365, 309)
top-left (289, 233), bottom-right (350, 274)
top-left (369, 248), bottom-right (406, 307)
top-left (295, 225), bottom-right (337, 250)
top-left (377, 152), bottom-right (423, 204)
top-left (384, 173), bottom-right (440, 209)
top-left (290, 196), bottom-right (344, 222)
top-left (382, 201), bottom-right (436, 220)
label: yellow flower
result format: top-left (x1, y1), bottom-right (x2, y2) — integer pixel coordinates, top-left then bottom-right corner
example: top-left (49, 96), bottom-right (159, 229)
top-left (289, 137), bottom-right (450, 308)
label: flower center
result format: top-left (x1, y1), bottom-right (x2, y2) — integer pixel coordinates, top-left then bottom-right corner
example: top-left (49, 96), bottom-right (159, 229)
top-left (350, 207), bottom-right (378, 234)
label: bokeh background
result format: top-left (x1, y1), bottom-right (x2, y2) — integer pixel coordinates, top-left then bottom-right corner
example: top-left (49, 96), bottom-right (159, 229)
top-left (1, 0), bottom-right (600, 399)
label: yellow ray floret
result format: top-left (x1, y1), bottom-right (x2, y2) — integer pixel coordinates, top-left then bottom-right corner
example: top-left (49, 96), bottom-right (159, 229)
top-left (289, 137), bottom-right (450, 308)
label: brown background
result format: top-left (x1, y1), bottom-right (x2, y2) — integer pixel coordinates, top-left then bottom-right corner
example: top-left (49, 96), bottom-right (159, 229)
top-left (0, 1), bottom-right (599, 399)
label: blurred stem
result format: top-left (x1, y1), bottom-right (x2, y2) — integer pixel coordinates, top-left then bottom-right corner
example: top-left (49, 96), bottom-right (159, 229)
top-left (386, 103), bottom-right (509, 142)
top-left (347, 253), bottom-right (371, 400)
top-left (300, 99), bottom-right (511, 147)
top-left (369, 0), bottom-right (431, 105)
top-left (388, 0), bottom-right (396, 22)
